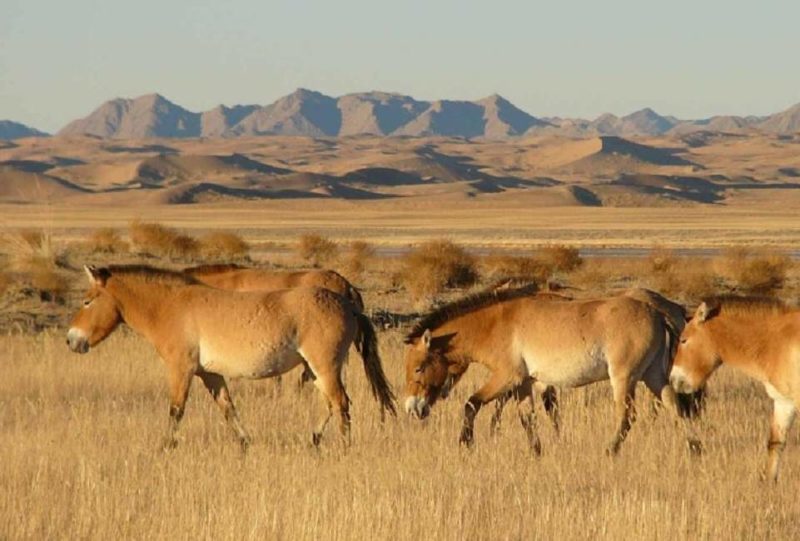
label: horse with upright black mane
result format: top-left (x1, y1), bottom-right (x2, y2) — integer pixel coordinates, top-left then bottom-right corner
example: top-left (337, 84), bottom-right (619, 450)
top-left (671, 296), bottom-right (800, 481)
top-left (403, 286), bottom-right (701, 455)
top-left (67, 265), bottom-right (395, 450)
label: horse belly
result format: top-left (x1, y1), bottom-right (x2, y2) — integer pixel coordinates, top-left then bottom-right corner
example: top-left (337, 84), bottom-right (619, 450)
top-left (524, 346), bottom-right (608, 387)
top-left (199, 340), bottom-right (303, 379)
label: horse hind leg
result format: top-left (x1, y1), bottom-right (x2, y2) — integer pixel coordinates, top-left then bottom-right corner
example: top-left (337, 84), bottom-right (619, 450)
top-left (765, 391), bottom-right (796, 482)
top-left (489, 391), bottom-right (512, 436)
top-left (515, 378), bottom-right (542, 455)
top-left (310, 372), bottom-right (351, 447)
top-left (197, 371), bottom-right (251, 452)
top-left (606, 374), bottom-right (637, 456)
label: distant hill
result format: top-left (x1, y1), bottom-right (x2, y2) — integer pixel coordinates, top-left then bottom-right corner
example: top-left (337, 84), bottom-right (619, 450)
top-left (58, 94), bottom-right (201, 138)
top-left (0, 120), bottom-right (48, 140)
top-left (757, 103), bottom-right (800, 134)
top-left (52, 90), bottom-right (800, 139)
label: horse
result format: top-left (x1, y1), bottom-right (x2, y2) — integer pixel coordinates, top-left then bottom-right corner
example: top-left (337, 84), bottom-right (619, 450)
top-left (670, 296), bottom-right (800, 481)
top-left (184, 264), bottom-right (365, 387)
top-left (66, 265), bottom-right (396, 450)
top-left (184, 264), bottom-right (364, 310)
top-left (403, 286), bottom-right (701, 455)
top-left (487, 287), bottom-right (704, 432)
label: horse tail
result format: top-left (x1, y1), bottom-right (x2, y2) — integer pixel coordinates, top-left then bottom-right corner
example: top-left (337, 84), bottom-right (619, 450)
top-left (354, 312), bottom-right (397, 419)
top-left (345, 282), bottom-right (365, 313)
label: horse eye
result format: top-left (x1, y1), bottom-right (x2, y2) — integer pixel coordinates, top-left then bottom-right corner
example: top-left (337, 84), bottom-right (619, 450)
top-left (415, 366), bottom-right (425, 374)
top-left (83, 299), bottom-right (92, 307)
top-left (680, 338), bottom-right (688, 344)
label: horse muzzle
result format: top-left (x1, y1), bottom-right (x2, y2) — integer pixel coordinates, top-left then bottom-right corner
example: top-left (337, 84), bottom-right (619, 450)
top-left (67, 328), bottom-right (90, 354)
top-left (669, 366), bottom-right (695, 394)
top-left (404, 396), bottom-right (430, 420)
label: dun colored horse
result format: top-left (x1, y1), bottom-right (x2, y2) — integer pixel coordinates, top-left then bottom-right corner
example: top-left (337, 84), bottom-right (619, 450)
top-left (67, 265), bottom-right (396, 449)
top-left (185, 264), bottom-right (365, 386)
top-left (404, 287), bottom-right (701, 455)
top-left (487, 287), bottom-right (704, 432)
top-left (671, 296), bottom-right (800, 481)
top-left (184, 264), bottom-right (364, 310)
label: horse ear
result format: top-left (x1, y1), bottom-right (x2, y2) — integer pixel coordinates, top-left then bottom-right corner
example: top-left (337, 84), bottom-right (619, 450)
top-left (84, 265), bottom-right (109, 287)
top-left (695, 301), bottom-right (719, 323)
top-left (421, 329), bottom-right (432, 351)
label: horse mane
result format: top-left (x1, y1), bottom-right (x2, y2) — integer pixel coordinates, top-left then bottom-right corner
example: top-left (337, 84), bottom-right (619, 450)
top-left (106, 264), bottom-right (200, 285)
top-left (405, 283), bottom-right (539, 343)
top-left (704, 295), bottom-right (793, 318)
top-left (182, 263), bottom-right (245, 275)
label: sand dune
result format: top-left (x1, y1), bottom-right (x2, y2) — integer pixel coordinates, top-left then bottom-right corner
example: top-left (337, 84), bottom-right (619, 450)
top-left (1, 132), bottom-right (799, 207)
top-left (0, 165), bottom-right (87, 202)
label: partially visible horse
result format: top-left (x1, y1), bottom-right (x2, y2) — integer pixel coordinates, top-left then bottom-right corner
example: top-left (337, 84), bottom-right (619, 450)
top-left (184, 264), bottom-right (365, 387)
top-left (488, 287), bottom-right (704, 431)
top-left (403, 287), bottom-right (701, 455)
top-left (671, 296), bottom-right (800, 481)
top-left (67, 265), bottom-right (396, 450)
top-left (184, 264), bottom-right (364, 311)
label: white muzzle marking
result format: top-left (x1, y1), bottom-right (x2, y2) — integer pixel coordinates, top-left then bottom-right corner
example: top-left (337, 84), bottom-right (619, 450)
top-left (669, 365), bottom-right (694, 393)
top-left (404, 396), bottom-right (430, 419)
top-left (67, 328), bottom-right (89, 354)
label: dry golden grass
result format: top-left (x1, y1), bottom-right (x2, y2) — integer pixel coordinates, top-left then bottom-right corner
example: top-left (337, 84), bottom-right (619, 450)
top-left (1, 328), bottom-right (798, 540)
top-left (199, 231), bottom-right (250, 261)
top-left (297, 234), bottom-right (339, 268)
top-left (399, 240), bottom-right (478, 303)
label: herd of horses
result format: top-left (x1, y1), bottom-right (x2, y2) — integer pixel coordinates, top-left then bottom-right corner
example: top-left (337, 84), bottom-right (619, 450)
top-left (66, 263), bottom-right (800, 482)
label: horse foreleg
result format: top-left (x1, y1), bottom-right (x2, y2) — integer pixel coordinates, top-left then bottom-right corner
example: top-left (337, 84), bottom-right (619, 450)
top-left (460, 373), bottom-right (513, 447)
top-left (766, 395), bottom-right (796, 482)
top-left (197, 371), bottom-right (251, 452)
top-left (536, 381), bottom-right (560, 435)
top-left (163, 361), bottom-right (195, 450)
top-left (607, 375), bottom-right (636, 456)
top-left (515, 378), bottom-right (542, 455)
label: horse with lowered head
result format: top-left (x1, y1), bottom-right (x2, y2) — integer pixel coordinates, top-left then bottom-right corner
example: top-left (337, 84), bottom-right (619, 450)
top-left (671, 296), bottom-right (800, 481)
top-left (404, 286), bottom-right (701, 455)
top-left (67, 264), bottom-right (395, 450)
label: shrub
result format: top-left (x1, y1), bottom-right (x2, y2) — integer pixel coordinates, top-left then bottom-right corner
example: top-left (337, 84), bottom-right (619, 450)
top-left (199, 231), bottom-right (250, 261)
top-left (714, 247), bottom-right (791, 295)
top-left (481, 253), bottom-right (549, 284)
top-left (341, 240), bottom-right (375, 280)
top-left (0, 230), bottom-right (68, 302)
top-left (400, 239), bottom-right (478, 302)
top-left (536, 245), bottom-right (583, 274)
top-left (129, 220), bottom-right (199, 260)
top-left (30, 268), bottom-right (69, 302)
top-left (85, 228), bottom-right (128, 254)
top-left (297, 234), bottom-right (339, 267)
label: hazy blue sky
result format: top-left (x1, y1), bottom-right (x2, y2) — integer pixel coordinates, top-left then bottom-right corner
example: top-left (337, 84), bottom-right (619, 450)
top-left (2, 0), bottom-right (798, 132)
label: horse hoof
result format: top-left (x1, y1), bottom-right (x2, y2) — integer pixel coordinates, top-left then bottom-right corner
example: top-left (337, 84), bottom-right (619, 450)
top-left (687, 439), bottom-right (703, 456)
top-left (161, 438), bottom-right (178, 451)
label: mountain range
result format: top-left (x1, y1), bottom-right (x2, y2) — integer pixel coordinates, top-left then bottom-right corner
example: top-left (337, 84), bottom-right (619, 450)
top-left (4, 90), bottom-right (800, 140)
